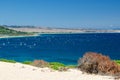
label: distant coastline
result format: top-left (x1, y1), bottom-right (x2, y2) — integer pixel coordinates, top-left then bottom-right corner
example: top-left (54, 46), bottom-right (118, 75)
top-left (1, 26), bottom-right (120, 39)
top-left (10, 27), bottom-right (120, 33)
top-left (0, 34), bottom-right (39, 39)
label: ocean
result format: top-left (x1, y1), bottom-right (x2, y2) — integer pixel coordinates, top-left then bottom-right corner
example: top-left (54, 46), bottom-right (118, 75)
top-left (0, 33), bottom-right (120, 65)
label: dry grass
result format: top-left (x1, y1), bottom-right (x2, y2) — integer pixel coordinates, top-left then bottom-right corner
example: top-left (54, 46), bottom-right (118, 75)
top-left (78, 52), bottom-right (120, 76)
top-left (32, 60), bottom-right (49, 68)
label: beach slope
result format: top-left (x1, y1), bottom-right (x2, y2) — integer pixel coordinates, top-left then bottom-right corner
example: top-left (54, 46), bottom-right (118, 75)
top-left (0, 61), bottom-right (114, 80)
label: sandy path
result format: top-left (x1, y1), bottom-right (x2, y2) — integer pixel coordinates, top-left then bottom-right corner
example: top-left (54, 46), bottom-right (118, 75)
top-left (0, 62), bottom-right (115, 80)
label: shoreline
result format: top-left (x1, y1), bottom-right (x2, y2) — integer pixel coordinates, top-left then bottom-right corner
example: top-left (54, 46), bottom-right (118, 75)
top-left (1, 32), bottom-right (120, 39)
top-left (0, 33), bottom-right (40, 39)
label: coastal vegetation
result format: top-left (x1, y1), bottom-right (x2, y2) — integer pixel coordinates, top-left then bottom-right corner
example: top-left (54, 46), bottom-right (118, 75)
top-left (114, 60), bottom-right (120, 65)
top-left (0, 58), bottom-right (76, 70)
top-left (0, 58), bottom-right (16, 63)
top-left (0, 26), bottom-right (34, 36)
top-left (49, 62), bottom-right (66, 70)
top-left (31, 60), bottom-right (76, 70)
top-left (78, 52), bottom-right (120, 76)
top-left (22, 61), bottom-right (32, 65)
top-left (0, 57), bottom-right (119, 71)
top-left (31, 61), bottom-right (76, 70)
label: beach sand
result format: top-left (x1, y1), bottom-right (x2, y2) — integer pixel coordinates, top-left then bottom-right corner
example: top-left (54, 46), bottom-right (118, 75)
top-left (0, 61), bottom-right (115, 80)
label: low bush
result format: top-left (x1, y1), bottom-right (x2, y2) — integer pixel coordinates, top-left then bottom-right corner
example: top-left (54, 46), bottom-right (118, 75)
top-left (114, 60), bottom-right (120, 65)
top-left (0, 58), bottom-right (16, 63)
top-left (0, 58), bottom-right (76, 71)
top-left (66, 65), bottom-right (77, 68)
top-left (78, 52), bottom-right (120, 75)
top-left (49, 62), bottom-right (65, 70)
top-left (22, 61), bottom-right (32, 65)
top-left (32, 60), bottom-right (49, 68)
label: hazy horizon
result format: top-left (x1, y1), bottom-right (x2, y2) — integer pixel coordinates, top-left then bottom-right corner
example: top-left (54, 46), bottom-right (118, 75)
top-left (0, 0), bottom-right (120, 29)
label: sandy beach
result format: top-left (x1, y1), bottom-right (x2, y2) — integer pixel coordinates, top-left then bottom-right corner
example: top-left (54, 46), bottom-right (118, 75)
top-left (0, 61), bottom-right (115, 80)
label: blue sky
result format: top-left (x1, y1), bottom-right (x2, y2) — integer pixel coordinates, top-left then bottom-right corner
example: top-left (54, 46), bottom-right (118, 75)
top-left (0, 0), bottom-right (120, 28)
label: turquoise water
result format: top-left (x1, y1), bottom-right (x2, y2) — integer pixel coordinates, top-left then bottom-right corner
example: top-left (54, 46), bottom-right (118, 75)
top-left (0, 33), bottom-right (120, 64)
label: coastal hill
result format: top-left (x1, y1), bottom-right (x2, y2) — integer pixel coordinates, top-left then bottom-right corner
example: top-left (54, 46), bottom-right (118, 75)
top-left (4, 25), bottom-right (120, 33)
top-left (0, 26), bottom-right (33, 36)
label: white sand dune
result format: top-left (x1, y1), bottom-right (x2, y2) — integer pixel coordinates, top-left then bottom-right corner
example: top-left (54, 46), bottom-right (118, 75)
top-left (0, 61), bottom-right (115, 80)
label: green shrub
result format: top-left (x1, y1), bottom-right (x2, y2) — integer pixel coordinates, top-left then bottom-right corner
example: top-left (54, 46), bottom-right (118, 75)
top-left (114, 60), bottom-right (120, 65)
top-left (22, 61), bottom-right (32, 65)
top-left (0, 58), bottom-right (16, 63)
top-left (66, 65), bottom-right (77, 68)
top-left (0, 26), bottom-right (34, 36)
top-left (49, 62), bottom-right (65, 70)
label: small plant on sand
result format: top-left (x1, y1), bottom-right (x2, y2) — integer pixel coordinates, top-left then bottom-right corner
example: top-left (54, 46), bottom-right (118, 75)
top-left (32, 59), bottom-right (76, 71)
top-left (114, 60), bottom-right (120, 65)
top-left (0, 58), bottom-right (16, 63)
top-left (66, 65), bottom-right (77, 68)
top-left (49, 62), bottom-right (65, 70)
top-left (22, 61), bottom-right (32, 65)
top-left (32, 60), bottom-right (49, 68)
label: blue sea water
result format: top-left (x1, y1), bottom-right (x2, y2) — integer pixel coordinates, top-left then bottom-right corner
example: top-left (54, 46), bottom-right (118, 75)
top-left (0, 33), bottom-right (120, 65)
